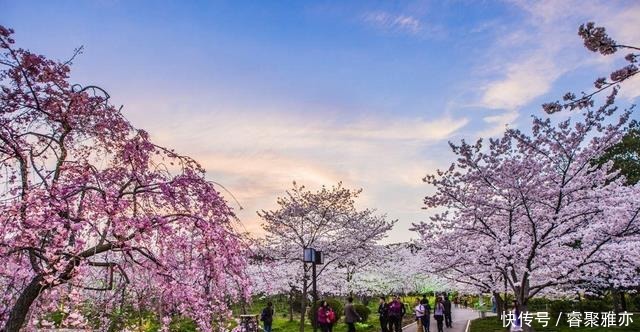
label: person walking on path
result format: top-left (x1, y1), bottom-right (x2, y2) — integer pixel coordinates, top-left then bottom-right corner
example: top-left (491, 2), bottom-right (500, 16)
top-left (344, 297), bottom-right (362, 332)
top-left (419, 296), bottom-right (431, 332)
top-left (433, 297), bottom-right (445, 332)
top-left (443, 296), bottom-right (452, 328)
top-left (387, 295), bottom-right (405, 332)
top-left (414, 298), bottom-right (426, 332)
top-left (378, 296), bottom-right (389, 332)
top-left (260, 301), bottom-right (274, 332)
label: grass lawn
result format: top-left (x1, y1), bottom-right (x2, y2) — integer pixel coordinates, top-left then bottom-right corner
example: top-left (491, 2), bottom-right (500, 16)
top-left (269, 315), bottom-right (379, 332)
top-left (469, 316), bottom-right (640, 332)
top-left (246, 295), bottom-right (431, 332)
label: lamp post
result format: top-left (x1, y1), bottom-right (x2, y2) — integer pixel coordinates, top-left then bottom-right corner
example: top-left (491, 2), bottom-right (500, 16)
top-left (303, 248), bottom-right (324, 332)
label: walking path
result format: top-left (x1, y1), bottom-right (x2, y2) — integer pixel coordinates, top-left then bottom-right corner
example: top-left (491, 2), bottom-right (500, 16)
top-left (401, 307), bottom-right (484, 332)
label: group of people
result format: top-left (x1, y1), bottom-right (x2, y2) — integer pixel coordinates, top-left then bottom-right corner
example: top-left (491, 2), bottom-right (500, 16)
top-left (378, 295), bottom-right (453, 332)
top-left (260, 294), bottom-right (455, 332)
top-left (260, 297), bottom-right (363, 332)
top-left (317, 297), bottom-right (363, 332)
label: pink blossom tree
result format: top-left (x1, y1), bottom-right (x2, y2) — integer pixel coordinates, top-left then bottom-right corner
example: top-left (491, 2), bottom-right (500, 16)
top-left (258, 181), bottom-right (395, 332)
top-left (0, 26), bottom-right (250, 331)
top-left (413, 23), bottom-right (640, 322)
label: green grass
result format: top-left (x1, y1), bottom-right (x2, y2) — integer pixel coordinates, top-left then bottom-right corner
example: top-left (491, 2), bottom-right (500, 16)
top-left (246, 295), bottom-right (447, 332)
top-left (469, 316), bottom-right (640, 332)
top-left (256, 304), bottom-right (380, 332)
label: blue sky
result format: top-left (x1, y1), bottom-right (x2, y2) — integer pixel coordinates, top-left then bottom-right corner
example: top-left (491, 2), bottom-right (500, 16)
top-left (3, 0), bottom-right (639, 243)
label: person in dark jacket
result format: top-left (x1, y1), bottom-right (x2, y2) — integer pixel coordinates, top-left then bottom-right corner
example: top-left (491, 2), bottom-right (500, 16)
top-left (443, 296), bottom-right (452, 328)
top-left (344, 297), bottom-right (362, 332)
top-left (387, 295), bottom-right (406, 332)
top-left (260, 302), bottom-right (274, 332)
top-left (420, 295), bottom-right (431, 332)
top-left (378, 296), bottom-right (389, 332)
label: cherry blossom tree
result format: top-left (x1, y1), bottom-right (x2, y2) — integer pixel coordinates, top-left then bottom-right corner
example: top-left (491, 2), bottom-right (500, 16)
top-left (0, 26), bottom-right (249, 331)
top-left (345, 243), bottom-right (449, 297)
top-left (258, 182), bottom-right (395, 332)
top-left (413, 23), bottom-right (640, 325)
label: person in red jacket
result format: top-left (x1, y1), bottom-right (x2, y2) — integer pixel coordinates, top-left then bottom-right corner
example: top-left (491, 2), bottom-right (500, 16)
top-left (317, 300), bottom-right (332, 332)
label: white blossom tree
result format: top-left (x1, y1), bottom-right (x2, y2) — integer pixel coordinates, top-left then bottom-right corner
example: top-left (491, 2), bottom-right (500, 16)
top-left (258, 182), bottom-right (395, 331)
top-left (413, 23), bottom-right (640, 327)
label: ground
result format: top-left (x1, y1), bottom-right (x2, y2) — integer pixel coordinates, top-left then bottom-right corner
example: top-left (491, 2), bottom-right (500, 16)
top-left (402, 307), bottom-right (479, 332)
top-left (468, 315), bottom-right (640, 332)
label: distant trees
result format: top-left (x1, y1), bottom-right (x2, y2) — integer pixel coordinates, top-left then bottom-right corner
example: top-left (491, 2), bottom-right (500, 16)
top-left (596, 120), bottom-right (640, 186)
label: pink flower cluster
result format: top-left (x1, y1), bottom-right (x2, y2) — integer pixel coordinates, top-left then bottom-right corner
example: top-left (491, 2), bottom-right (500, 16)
top-left (0, 26), bottom-right (250, 331)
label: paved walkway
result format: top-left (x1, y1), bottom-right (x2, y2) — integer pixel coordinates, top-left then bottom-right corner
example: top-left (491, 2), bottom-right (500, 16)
top-left (401, 307), bottom-right (483, 332)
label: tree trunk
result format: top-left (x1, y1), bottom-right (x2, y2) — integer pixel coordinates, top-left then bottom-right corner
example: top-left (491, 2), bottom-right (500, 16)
top-left (515, 295), bottom-right (532, 332)
top-left (492, 291), bottom-right (505, 318)
top-left (289, 289), bottom-right (294, 322)
top-left (620, 291), bottom-right (627, 311)
top-left (299, 271), bottom-right (308, 332)
top-left (612, 289), bottom-right (627, 313)
top-left (3, 275), bottom-right (47, 332)
top-left (515, 280), bottom-right (533, 332)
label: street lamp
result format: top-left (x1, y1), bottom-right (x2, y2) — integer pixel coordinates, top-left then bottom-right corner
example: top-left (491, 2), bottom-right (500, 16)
top-left (303, 248), bottom-right (324, 332)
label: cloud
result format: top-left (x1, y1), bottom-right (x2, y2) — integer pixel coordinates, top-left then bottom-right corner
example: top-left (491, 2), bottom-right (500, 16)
top-left (481, 56), bottom-right (559, 111)
top-left (477, 111), bottom-right (519, 138)
top-left (472, 0), bottom-right (640, 137)
top-left (340, 116), bottom-right (469, 141)
top-left (619, 75), bottom-right (640, 102)
top-left (124, 99), bottom-right (467, 242)
top-left (362, 11), bottom-right (423, 35)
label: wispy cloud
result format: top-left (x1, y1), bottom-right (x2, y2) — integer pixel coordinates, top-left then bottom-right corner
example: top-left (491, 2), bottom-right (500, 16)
top-left (470, 0), bottom-right (639, 138)
top-left (362, 11), bottom-right (423, 35)
top-left (477, 111), bottom-right (519, 138)
top-left (124, 98), bottom-right (467, 241)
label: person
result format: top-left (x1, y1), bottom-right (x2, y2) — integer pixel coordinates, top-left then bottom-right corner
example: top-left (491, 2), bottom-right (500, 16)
top-left (453, 297), bottom-right (458, 309)
top-left (317, 301), bottom-right (329, 332)
top-left (327, 305), bottom-right (336, 332)
top-left (317, 300), bottom-right (335, 332)
top-left (510, 300), bottom-right (523, 332)
top-left (433, 297), bottom-right (445, 332)
top-left (443, 296), bottom-right (452, 328)
top-left (387, 295), bottom-right (405, 332)
top-left (491, 295), bottom-right (497, 313)
top-left (260, 301), bottom-right (274, 332)
top-left (420, 296), bottom-right (431, 332)
top-left (414, 298), bottom-right (425, 332)
top-left (378, 296), bottom-right (389, 332)
top-left (344, 297), bottom-right (362, 332)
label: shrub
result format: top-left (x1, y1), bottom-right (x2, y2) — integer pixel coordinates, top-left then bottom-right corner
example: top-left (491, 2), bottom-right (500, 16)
top-left (578, 298), bottom-right (610, 313)
top-left (631, 294), bottom-right (640, 312)
top-left (290, 294), bottom-right (304, 314)
top-left (169, 316), bottom-right (197, 332)
top-left (527, 298), bottom-right (548, 312)
top-left (549, 300), bottom-right (574, 323)
top-left (353, 304), bottom-right (371, 322)
top-left (326, 298), bottom-right (344, 321)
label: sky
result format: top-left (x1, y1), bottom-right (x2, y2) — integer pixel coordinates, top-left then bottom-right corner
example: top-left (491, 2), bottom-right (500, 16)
top-left (2, 0), bottom-right (640, 243)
